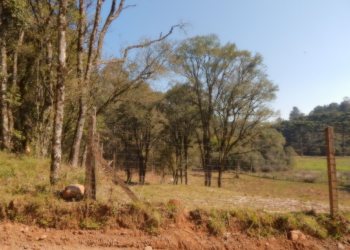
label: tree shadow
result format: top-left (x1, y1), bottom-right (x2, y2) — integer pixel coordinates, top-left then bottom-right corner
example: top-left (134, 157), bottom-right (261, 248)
top-left (338, 184), bottom-right (350, 193)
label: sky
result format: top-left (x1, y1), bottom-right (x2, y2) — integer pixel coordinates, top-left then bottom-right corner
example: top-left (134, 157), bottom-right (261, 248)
top-left (102, 0), bottom-right (350, 119)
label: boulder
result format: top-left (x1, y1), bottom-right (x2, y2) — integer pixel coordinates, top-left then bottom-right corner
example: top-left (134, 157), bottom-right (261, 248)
top-left (61, 184), bottom-right (85, 201)
top-left (288, 230), bottom-right (306, 241)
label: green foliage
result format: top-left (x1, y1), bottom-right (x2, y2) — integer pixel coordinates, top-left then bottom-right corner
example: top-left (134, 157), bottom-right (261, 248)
top-left (207, 210), bottom-right (230, 235)
top-left (279, 99), bottom-right (350, 156)
top-left (79, 218), bottom-right (101, 230)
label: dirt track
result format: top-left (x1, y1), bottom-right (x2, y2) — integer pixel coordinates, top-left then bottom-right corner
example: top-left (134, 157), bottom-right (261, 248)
top-left (0, 222), bottom-right (348, 250)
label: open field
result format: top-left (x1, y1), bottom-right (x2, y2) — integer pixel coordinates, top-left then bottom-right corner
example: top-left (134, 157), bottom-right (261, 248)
top-left (1, 153), bottom-right (350, 214)
top-left (294, 156), bottom-right (350, 172)
top-left (0, 153), bottom-right (350, 249)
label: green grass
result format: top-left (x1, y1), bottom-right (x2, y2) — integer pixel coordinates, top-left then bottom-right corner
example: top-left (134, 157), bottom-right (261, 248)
top-left (294, 156), bottom-right (350, 172)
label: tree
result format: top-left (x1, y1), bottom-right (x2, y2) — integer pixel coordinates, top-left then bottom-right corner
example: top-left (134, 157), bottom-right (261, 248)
top-left (213, 52), bottom-right (277, 187)
top-left (106, 83), bottom-right (163, 184)
top-left (69, 0), bottom-right (179, 167)
top-left (160, 84), bottom-right (198, 184)
top-left (0, 0), bottom-right (27, 150)
top-left (173, 35), bottom-right (277, 187)
top-left (50, 0), bottom-right (68, 185)
top-left (289, 107), bottom-right (304, 121)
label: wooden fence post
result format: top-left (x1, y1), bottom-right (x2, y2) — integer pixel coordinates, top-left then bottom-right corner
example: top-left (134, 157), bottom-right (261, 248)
top-left (325, 126), bottom-right (338, 217)
top-left (84, 107), bottom-right (97, 200)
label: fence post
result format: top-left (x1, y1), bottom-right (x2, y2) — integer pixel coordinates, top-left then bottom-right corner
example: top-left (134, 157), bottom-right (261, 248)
top-left (325, 126), bottom-right (338, 217)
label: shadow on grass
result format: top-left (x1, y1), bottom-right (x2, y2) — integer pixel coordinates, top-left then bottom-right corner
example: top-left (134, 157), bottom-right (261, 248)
top-left (338, 184), bottom-right (350, 193)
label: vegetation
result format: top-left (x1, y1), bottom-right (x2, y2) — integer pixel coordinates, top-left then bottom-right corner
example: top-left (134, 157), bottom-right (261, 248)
top-left (0, 1), bottom-right (349, 244)
top-left (0, 0), bottom-right (295, 191)
top-left (278, 99), bottom-right (350, 156)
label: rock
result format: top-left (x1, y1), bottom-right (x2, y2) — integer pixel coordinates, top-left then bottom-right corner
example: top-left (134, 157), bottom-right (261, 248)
top-left (37, 234), bottom-right (47, 241)
top-left (61, 184), bottom-right (85, 201)
top-left (288, 230), bottom-right (306, 241)
top-left (144, 246), bottom-right (153, 250)
top-left (20, 226), bottom-right (29, 233)
top-left (337, 242), bottom-right (345, 250)
top-left (223, 232), bottom-right (231, 240)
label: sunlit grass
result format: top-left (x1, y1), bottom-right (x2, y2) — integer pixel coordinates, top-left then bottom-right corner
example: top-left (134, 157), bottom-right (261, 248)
top-left (294, 156), bottom-right (350, 172)
top-left (0, 152), bottom-right (350, 213)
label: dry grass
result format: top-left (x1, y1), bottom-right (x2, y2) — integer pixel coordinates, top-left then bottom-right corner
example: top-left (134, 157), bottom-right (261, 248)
top-left (0, 152), bottom-right (350, 214)
top-left (0, 152), bottom-right (349, 238)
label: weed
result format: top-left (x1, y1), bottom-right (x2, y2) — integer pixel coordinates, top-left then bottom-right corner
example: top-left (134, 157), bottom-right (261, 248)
top-left (80, 218), bottom-right (101, 230)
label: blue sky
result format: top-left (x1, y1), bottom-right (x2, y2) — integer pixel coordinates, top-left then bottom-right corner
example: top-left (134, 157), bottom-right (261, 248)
top-left (102, 0), bottom-right (350, 119)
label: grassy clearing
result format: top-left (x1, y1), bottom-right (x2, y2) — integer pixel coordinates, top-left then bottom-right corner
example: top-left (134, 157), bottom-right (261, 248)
top-left (0, 152), bottom-right (349, 238)
top-left (1, 152), bottom-right (350, 212)
top-left (294, 156), bottom-right (350, 172)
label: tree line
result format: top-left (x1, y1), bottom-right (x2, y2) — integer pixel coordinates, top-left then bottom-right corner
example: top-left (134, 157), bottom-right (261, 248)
top-left (0, 0), bottom-right (293, 189)
top-left (278, 99), bottom-right (350, 156)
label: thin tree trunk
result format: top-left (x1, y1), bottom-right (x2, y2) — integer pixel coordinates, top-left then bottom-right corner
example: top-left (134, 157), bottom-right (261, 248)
top-left (184, 146), bottom-right (188, 185)
top-left (138, 159), bottom-right (143, 184)
top-left (113, 150), bottom-right (116, 169)
top-left (126, 168), bottom-right (131, 184)
top-left (0, 39), bottom-right (10, 150)
top-left (80, 143), bottom-right (87, 167)
top-left (84, 107), bottom-right (97, 199)
top-left (69, 0), bottom-right (87, 166)
top-left (8, 31), bottom-right (24, 141)
top-left (50, 0), bottom-right (68, 185)
top-left (70, 100), bottom-right (86, 166)
top-left (218, 167), bottom-right (222, 188)
top-left (235, 160), bottom-right (240, 179)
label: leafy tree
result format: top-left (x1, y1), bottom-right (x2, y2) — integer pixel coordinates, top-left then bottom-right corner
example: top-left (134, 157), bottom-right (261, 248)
top-left (172, 35), bottom-right (277, 187)
top-left (159, 84), bottom-right (198, 184)
top-left (105, 83), bottom-right (163, 184)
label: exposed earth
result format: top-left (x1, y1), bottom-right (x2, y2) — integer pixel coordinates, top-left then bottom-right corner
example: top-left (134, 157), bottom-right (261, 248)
top-left (0, 222), bottom-right (349, 250)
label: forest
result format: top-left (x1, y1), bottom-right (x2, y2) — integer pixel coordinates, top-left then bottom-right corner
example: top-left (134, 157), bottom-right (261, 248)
top-left (278, 99), bottom-right (350, 156)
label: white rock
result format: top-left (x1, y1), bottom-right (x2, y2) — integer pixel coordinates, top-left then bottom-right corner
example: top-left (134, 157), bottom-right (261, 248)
top-left (288, 230), bottom-right (306, 241)
top-left (337, 242), bottom-right (345, 250)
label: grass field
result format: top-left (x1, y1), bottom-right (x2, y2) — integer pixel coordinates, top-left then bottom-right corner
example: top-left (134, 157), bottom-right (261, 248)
top-left (294, 156), bottom-right (350, 172)
top-left (1, 154), bottom-right (349, 243)
top-left (0, 152), bottom-right (350, 214)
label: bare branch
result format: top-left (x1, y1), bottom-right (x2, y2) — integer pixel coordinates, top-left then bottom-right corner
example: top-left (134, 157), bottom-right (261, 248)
top-left (122, 24), bottom-right (184, 60)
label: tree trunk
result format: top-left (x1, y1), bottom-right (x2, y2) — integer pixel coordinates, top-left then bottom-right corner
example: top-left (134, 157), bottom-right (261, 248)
top-left (8, 31), bottom-right (24, 142)
top-left (235, 160), bottom-right (240, 179)
top-left (69, 99), bottom-right (86, 166)
top-left (113, 150), bottom-right (116, 169)
top-left (84, 107), bottom-right (97, 200)
top-left (0, 39), bottom-right (10, 150)
top-left (50, 0), bottom-right (67, 185)
top-left (184, 146), bottom-right (188, 185)
top-left (218, 166), bottom-right (222, 188)
top-left (126, 167), bottom-right (132, 184)
top-left (80, 143), bottom-right (87, 167)
top-left (138, 159), bottom-right (143, 184)
top-left (69, 0), bottom-right (87, 167)
top-left (70, 0), bottom-right (102, 166)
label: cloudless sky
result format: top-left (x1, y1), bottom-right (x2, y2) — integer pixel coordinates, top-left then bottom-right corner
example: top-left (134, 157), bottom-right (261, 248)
top-left (102, 0), bottom-right (350, 119)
